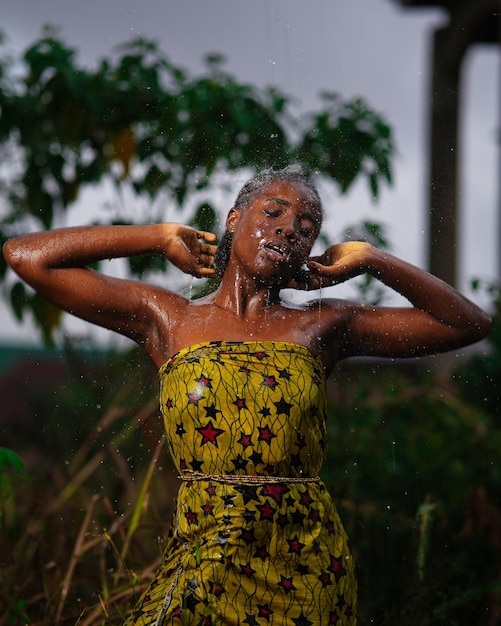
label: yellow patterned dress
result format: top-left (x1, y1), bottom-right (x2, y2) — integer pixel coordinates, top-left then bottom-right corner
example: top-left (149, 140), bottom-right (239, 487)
top-left (125, 341), bottom-right (356, 625)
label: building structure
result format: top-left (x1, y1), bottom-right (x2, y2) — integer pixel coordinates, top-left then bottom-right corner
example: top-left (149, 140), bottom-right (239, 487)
top-left (393, 0), bottom-right (501, 285)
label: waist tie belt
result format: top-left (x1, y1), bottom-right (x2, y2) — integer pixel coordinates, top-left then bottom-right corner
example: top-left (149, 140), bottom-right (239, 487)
top-left (179, 471), bottom-right (320, 485)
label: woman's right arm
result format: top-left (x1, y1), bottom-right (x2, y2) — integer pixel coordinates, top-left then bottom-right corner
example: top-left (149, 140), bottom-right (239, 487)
top-left (2, 223), bottom-right (216, 349)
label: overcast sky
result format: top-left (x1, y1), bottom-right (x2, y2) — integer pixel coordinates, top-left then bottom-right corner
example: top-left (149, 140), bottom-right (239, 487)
top-left (2, 0), bottom-right (500, 345)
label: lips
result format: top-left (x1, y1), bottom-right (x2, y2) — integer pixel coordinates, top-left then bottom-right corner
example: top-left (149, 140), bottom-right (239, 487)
top-left (262, 241), bottom-right (291, 263)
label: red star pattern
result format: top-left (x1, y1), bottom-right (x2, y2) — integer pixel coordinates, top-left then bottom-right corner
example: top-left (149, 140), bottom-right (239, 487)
top-left (185, 509), bottom-right (197, 525)
top-left (196, 375), bottom-right (212, 388)
top-left (202, 503), bottom-right (214, 516)
top-left (196, 421), bottom-right (225, 446)
top-left (238, 432), bottom-right (253, 448)
top-left (299, 492), bottom-right (314, 507)
top-left (233, 396), bottom-right (247, 411)
top-left (256, 501), bottom-right (275, 521)
top-left (287, 535), bottom-right (305, 556)
top-left (254, 544), bottom-right (271, 560)
top-left (262, 483), bottom-right (288, 504)
top-left (278, 575), bottom-right (297, 594)
top-left (240, 563), bottom-right (257, 578)
top-left (328, 556), bottom-right (347, 582)
top-left (258, 603), bottom-right (274, 620)
top-left (261, 374), bottom-right (278, 389)
top-left (252, 351), bottom-right (268, 360)
top-left (258, 425), bottom-right (276, 444)
top-left (209, 581), bottom-right (226, 599)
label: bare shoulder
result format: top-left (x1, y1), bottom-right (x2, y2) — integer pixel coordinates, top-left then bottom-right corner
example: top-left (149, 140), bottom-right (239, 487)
top-left (135, 285), bottom-right (191, 367)
top-left (278, 296), bottom-right (364, 371)
top-left (298, 295), bottom-right (365, 323)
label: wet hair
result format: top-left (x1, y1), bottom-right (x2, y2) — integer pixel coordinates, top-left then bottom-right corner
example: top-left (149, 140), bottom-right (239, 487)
top-left (233, 167), bottom-right (321, 211)
top-left (214, 167), bottom-right (322, 277)
top-left (214, 230), bottom-right (234, 277)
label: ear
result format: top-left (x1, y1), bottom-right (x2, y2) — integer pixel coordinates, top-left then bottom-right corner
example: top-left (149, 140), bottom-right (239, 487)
top-left (225, 207), bottom-right (241, 233)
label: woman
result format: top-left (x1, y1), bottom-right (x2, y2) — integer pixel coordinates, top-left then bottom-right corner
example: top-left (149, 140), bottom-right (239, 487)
top-left (3, 169), bottom-right (491, 625)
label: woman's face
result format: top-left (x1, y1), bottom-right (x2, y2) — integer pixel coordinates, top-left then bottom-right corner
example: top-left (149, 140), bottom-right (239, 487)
top-left (227, 178), bottom-right (322, 285)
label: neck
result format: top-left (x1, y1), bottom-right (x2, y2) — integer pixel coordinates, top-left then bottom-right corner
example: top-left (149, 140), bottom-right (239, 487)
top-left (211, 263), bottom-right (282, 317)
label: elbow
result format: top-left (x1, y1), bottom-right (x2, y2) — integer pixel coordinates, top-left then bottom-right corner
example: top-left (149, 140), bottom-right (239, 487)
top-left (3, 238), bottom-right (27, 275)
top-left (2, 238), bottom-right (20, 271)
top-left (477, 310), bottom-right (494, 340)
top-left (462, 310), bottom-right (493, 345)
top-left (2, 236), bottom-right (36, 278)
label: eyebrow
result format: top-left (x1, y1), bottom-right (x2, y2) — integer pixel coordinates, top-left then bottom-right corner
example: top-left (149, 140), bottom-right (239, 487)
top-left (266, 197), bottom-right (314, 213)
top-left (266, 197), bottom-right (319, 224)
top-left (266, 197), bottom-right (290, 206)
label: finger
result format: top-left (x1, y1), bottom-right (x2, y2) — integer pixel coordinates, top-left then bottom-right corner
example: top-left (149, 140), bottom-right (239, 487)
top-left (309, 260), bottom-right (348, 277)
top-left (307, 260), bottom-right (331, 273)
top-left (307, 256), bottom-right (322, 265)
top-left (199, 252), bottom-right (215, 266)
top-left (205, 243), bottom-right (218, 255)
top-left (194, 266), bottom-right (217, 278)
top-left (198, 230), bottom-right (218, 242)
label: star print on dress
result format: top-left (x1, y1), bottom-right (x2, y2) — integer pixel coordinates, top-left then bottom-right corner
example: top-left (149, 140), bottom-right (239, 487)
top-left (233, 396), bottom-right (247, 411)
top-left (258, 425), bottom-right (276, 444)
top-left (238, 432), bottom-right (253, 448)
top-left (203, 403), bottom-right (221, 418)
top-left (125, 341), bottom-right (356, 625)
top-left (196, 421), bottom-right (225, 446)
top-left (274, 396), bottom-right (293, 416)
top-left (175, 423), bottom-right (186, 437)
top-left (261, 374), bottom-right (279, 389)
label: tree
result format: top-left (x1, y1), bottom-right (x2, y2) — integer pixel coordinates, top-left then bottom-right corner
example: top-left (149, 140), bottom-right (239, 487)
top-left (0, 29), bottom-right (394, 341)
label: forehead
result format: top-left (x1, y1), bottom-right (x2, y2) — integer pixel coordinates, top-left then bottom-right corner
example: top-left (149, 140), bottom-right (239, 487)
top-left (259, 179), bottom-right (322, 216)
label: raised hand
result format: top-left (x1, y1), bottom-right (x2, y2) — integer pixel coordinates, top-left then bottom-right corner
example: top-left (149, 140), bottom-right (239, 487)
top-left (289, 241), bottom-right (373, 291)
top-left (163, 224), bottom-right (218, 278)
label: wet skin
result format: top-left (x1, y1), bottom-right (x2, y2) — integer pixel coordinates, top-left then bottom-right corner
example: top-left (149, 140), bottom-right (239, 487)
top-left (2, 179), bottom-right (492, 377)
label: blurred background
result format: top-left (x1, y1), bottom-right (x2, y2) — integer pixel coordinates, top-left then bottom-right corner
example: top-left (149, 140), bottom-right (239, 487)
top-left (1, 1), bottom-right (500, 624)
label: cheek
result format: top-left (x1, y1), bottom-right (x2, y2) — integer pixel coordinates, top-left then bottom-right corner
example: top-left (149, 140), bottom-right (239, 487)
top-left (254, 229), bottom-right (265, 247)
top-left (297, 238), bottom-right (314, 256)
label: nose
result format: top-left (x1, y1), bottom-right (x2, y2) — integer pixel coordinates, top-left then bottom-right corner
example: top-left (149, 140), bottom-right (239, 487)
top-left (276, 217), bottom-right (297, 242)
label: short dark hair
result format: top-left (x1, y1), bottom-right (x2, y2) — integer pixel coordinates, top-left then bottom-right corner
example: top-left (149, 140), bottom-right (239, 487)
top-left (233, 167), bottom-right (321, 210)
top-left (214, 168), bottom-right (321, 277)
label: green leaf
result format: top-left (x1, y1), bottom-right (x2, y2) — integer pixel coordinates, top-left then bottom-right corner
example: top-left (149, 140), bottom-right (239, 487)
top-left (0, 448), bottom-right (24, 474)
top-left (191, 202), bottom-right (216, 232)
top-left (29, 292), bottom-right (63, 345)
top-left (10, 281), bottom-right (28, 322)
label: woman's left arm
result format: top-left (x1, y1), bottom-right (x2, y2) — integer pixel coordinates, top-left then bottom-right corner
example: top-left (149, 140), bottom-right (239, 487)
top-left (307, 242), bottom-right (492, 359)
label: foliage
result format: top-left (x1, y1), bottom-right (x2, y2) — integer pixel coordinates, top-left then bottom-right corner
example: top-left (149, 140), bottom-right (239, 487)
top-left (0, 345), bottom-right (168, 626)
top-left (0, 28), bottom-right (394, 340)
top-left (0, 446), bottom-right (26, 529)
top-left (326, 359), bottom-right (501, 625)
top-left (341, 220), bottom-right (391, 305)
top-left (453, 279), bottom-right (501, 419)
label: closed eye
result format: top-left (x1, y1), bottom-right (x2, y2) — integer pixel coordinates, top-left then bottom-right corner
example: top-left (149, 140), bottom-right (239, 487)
top-left (264, 208), bottom-right (281, 217)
